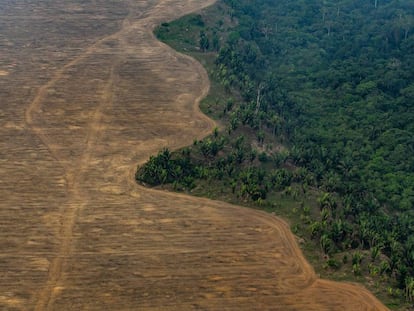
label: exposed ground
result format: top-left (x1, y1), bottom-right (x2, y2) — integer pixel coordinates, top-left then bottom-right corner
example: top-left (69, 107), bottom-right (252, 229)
top-left (0, 0), bottom-right (389, 310)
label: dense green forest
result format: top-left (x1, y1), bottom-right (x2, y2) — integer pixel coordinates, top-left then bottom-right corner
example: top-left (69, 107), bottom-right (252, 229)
top-left (137, 0), bottom-right (414, 308)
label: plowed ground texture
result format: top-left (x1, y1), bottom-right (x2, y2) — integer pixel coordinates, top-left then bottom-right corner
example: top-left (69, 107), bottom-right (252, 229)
top-left (0, 0), bottom-right (389, 310)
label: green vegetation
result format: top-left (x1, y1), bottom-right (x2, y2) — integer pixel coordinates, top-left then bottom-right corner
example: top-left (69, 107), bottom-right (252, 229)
top-left (137, 0), bottom-right (414, 308)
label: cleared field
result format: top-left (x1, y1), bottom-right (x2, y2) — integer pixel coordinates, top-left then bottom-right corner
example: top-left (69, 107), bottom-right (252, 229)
top-left (0, 0), bottom-right (388, 310)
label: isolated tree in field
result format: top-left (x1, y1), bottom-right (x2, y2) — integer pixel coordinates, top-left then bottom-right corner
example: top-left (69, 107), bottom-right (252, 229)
top-left (320, 234), bottom-right (333, 254)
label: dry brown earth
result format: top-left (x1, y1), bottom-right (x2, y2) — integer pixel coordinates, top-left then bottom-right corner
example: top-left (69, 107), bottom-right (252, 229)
top-left (0, 0), bottom-right (389, 310)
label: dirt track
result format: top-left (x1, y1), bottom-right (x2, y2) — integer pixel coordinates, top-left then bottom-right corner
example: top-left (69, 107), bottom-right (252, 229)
top-left (0, 0), bottom-right (389, 310)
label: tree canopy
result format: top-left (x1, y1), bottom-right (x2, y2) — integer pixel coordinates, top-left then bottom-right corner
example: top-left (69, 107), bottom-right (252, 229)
top-left (143, 0), bottom-right (414, 306)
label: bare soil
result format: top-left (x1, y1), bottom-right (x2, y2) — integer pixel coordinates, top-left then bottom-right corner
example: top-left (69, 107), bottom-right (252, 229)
top-left (0, 0), bottom-right (389, 310)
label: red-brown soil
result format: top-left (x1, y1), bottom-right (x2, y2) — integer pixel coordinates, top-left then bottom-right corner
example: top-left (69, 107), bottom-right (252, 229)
top-left (0, 0), bottom-right (389, 310)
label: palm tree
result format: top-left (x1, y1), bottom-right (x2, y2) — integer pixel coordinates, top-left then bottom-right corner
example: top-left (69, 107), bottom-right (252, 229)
top-left (320, 234), bottom-right (333, 254)
top-left (405, 277), bottom-right (414, 302)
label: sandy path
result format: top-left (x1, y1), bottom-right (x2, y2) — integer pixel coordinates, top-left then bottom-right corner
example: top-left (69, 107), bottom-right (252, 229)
top-left (0, 0), bottom-right (388, 310)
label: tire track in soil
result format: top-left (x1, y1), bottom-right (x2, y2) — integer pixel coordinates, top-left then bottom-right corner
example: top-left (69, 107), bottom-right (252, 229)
top-left (27, 15), bottom-right (125, 311)
top-left (31, 64), bottom-right (118, 311)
